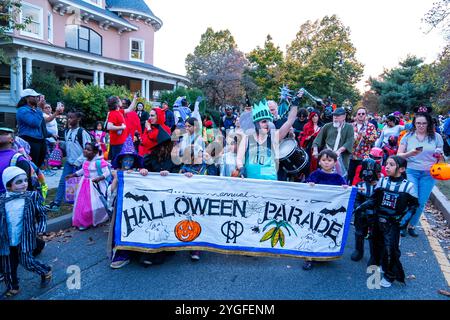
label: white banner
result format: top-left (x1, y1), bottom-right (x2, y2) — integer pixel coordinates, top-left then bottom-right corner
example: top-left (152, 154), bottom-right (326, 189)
top-left (114, 172), bottom-right (357, 259)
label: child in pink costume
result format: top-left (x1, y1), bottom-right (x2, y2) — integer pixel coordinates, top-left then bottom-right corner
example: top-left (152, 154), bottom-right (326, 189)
top-left (66, 142), bottom-right (111, 231)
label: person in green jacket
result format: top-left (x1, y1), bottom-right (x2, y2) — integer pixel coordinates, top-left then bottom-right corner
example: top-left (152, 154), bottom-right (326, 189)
top-left (312, 107), bottom-right (355, 180)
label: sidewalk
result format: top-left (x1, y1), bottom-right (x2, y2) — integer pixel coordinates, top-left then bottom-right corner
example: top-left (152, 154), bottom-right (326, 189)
top-left (44, 168), bottom-right (63, 189)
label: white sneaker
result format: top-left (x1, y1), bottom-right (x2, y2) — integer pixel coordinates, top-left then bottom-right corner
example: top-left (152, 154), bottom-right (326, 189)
top-left (110, 259), bottom-right (130, 269)
top-left (380, 277), bottom-right (392, 288)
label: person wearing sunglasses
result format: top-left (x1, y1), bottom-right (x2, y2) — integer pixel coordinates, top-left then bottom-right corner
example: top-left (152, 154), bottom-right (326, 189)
top-left (397, 111), bottom-right (444, 237)
top-left (348, 107), bottom-right (378, 184)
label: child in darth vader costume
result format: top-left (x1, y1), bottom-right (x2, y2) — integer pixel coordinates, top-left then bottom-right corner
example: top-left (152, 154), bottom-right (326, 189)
top-left (353, 156), bottom-right (418, 287)
top-left (350, 158), bottom-right (381, 263)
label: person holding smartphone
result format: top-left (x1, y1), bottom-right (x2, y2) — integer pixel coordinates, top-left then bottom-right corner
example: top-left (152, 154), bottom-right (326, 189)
top-left (397, 112), bottom-right (444, 237)
top-left (16, 89), bottom-right (50, 167)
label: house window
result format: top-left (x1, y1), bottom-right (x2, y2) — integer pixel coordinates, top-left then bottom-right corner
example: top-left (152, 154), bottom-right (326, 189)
top-left (65, 25), bottom-right (102, 55)
top-left (130, 39), bottom-right (144, 61)
top-left (0, 4), bottom-right (12, 33)
top-left (47, 12), bottom-right (53, 43)
top-left (20, 2), bottom-right (43, 39)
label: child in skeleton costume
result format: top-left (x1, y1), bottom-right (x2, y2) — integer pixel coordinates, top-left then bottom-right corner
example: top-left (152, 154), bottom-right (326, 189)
top-left (0, 167), bottom-right (52, 299)
top-left (353, 156), bottom-right (418, 287)
top-left (350, 158), bottom-right (381, 263)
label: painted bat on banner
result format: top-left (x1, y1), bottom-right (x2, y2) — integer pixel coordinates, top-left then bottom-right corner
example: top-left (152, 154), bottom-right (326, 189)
top-left (124, 192), bottom-right (149, 202)
top-left (319, 206), bottom-right (346, 216)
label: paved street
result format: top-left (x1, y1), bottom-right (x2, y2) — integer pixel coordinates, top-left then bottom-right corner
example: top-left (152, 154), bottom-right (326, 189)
top-left (3, 212), bottom-right (449, 300)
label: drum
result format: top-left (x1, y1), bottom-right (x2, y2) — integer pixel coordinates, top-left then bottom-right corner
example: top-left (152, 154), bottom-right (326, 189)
top-left (278, 139), bottom-right (309, 174)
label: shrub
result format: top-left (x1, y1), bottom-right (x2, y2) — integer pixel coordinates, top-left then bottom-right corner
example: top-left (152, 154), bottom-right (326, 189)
top-left (62, 82), bottom-right (130, 129)
top-left (30, 71), bottom-right (63, 107)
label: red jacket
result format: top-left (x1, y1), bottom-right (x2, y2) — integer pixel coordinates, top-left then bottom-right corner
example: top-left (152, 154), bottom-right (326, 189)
top-left (139, 108), bottom-right (171, 156)
top-left (298, 112), bottom-right (320, 148)
top-left (124, 111), bottom-right (142, 137)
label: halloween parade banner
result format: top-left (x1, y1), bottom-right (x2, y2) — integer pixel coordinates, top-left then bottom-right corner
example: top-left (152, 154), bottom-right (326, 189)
top-left (114, 171), bottom-right (357, 259)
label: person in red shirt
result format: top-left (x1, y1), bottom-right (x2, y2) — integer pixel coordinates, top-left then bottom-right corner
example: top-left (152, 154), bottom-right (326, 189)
top-left (106, 94), bottom-right (138, 161)
top-left (121, 98), bottom-right (142, 151)
top-left (139, 107), bottom-right (172, 156)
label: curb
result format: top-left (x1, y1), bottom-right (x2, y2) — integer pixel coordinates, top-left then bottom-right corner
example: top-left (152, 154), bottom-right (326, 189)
top-left (430, 186), bottom-right (450, 227)
top-left (47, 213), bottom-right (73, 233)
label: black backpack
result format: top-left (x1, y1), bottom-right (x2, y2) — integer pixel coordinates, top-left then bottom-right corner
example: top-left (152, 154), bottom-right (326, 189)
top-left (66, 127), bottom-right (94, 148)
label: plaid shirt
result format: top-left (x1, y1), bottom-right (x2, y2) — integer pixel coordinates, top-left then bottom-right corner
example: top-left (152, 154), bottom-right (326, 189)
top-left (352, 121), bottom-right (378, 160)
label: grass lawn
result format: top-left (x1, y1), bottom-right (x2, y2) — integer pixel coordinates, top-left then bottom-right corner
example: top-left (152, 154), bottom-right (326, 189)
top-left (436, 180), bottom-right (450, 201)
top-left (45, 188), bottom-right (73, 219)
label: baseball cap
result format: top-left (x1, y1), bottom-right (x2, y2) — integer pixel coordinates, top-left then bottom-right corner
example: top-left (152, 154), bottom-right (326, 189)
top-left (20, 88), bottom-right (41, 98)
top-left (332, 107), bottom-right (346, 116)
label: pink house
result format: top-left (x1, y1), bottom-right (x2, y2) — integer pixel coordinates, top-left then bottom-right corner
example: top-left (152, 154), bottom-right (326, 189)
top-left (0, 0), bottom-right (188, 122)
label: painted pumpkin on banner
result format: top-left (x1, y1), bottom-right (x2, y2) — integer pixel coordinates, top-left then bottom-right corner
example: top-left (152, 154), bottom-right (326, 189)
top-left (430, 162), bottom-right (450, 181)
top-left (174, 216), bottom-right (202, 242)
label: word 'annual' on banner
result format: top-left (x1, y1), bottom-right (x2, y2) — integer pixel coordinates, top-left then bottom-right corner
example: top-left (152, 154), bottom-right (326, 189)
top-left (114, 172), bottom-right (357, 259)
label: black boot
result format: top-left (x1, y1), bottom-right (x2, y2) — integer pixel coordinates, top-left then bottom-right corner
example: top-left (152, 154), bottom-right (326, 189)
top-left (351, 234), bottom-right (364, 261)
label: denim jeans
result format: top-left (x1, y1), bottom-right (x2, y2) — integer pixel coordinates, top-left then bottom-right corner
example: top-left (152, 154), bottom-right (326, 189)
top-left (54, 162), bottom-right (79, 205)
top-left (401, 168), bottom-right (436, 227)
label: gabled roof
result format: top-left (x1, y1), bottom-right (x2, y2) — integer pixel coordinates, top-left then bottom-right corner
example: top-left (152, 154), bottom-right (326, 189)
top-left (105, 0), bottom-right (162, 30)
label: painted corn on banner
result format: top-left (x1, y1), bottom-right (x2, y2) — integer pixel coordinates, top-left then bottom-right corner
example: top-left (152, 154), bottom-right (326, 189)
top-left (114, 171), bottom-right (357, 259)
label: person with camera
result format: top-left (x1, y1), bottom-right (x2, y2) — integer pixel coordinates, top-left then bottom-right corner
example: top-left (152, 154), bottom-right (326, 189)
top-left (16, 89), bottom-right (62, 168)
top-left (397, 111), bottom-right (444, 237)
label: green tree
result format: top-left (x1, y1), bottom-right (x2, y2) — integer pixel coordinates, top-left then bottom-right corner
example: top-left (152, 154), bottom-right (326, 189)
top-left (370, 55), bottom-right (437, 114)
top-left (246, 35), bottom-right (285, 100)
top-left (30, 71), bottom-right (63, 108)
top-left (0, 1), bottom-right (31, 64)
top-left (413, 46), bottom-right (450, 114)
top-left (285, 15), bottom-right (364, 105)
top-left (62, 82), bottom-right (130, 128)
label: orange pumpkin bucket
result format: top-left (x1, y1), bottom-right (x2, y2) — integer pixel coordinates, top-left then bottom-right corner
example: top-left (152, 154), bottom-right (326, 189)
top-left (430, 161), bottom-right (450, 181)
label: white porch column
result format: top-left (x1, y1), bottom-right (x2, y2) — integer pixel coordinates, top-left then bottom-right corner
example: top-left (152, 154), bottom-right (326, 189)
top-left (16, 57), bottom-right (23, 99)
top-left (93, 71), bottom-right (99, 86)
top-left (141, 79), bottom-right (145, 98)
top-left (99, 71), bottom-right (104, 88)
top-left (145, 79), bottom-right (150, 101)
top-left (25, 58), bottom-right (33, 87)
top-left (10, 58), bottom-right (17, 103)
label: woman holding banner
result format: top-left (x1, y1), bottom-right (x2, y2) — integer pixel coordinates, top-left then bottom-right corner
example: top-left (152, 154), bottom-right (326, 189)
top-left (235, 92), bottom-right (301, 180)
